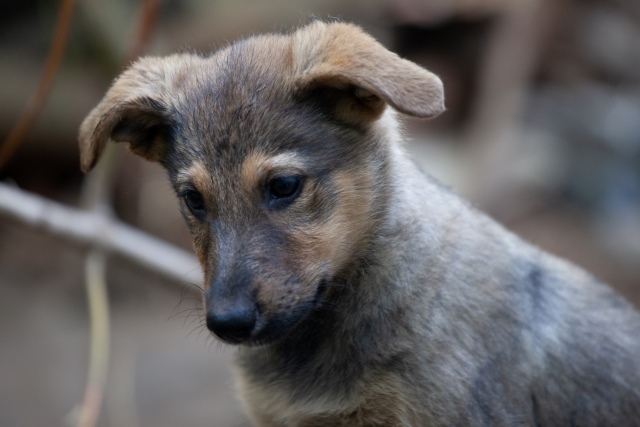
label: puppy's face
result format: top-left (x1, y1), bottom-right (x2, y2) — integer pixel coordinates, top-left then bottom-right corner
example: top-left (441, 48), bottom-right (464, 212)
top-left (165, 61), bottom-right (386, 344)
top-left (78, 22), bottom-right (444, 345)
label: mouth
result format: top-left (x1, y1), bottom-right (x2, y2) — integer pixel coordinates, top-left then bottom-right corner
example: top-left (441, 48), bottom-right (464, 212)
top-left (211, 279), bottom-right (330, 347)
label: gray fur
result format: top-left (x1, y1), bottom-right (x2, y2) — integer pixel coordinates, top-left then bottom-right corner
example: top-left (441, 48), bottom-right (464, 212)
top-left (78, 21), bottom-right (640, 427)
top-left (238, 145), bottom-right (640, 426)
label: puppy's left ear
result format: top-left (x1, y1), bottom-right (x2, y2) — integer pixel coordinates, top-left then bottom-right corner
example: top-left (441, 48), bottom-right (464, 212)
top-left (293, 21), bottom-right (445, 120)
top-left (78, 57), bottom-right (175, 173)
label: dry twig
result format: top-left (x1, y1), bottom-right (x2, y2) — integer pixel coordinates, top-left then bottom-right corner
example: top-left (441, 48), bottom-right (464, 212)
top-left (74, 1), bottom-right (162, 425)
top-left (76, 249), bottom-right (110, 427)
top-left (0, 0), bottom-right (76, 169)
top-left (127, 0), bottom-right (160, 64)
top-left (0, 182), bottom-right (201, 285)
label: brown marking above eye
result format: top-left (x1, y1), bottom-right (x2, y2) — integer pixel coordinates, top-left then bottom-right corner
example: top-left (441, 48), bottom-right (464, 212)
top-left (240, 151), bottom-right (307, 195)
top-left (176, 162), bottom-right (216, 213)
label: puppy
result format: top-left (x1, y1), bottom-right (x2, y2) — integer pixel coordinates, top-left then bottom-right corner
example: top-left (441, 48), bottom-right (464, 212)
top-left (79, 21), bottom-right (640, 426)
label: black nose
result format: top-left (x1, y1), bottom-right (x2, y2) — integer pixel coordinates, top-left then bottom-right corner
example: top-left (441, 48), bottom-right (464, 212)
top-left (206, 307), bottom-right (256, 343)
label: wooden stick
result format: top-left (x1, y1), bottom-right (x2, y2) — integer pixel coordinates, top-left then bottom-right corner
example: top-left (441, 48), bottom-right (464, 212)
top-left (0, 0), bottom-right (76, 169)
top-left (0, 182), bottom-right (202, 285)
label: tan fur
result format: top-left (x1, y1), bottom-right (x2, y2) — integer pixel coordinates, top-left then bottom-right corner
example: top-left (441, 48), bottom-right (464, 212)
top-left (238, 371), bottom-right (415, 427)
top-left (178, 162), bottom-right (216, 204)
top-left (79, 21), bottom-right (640, 427)
top-left (240, 152), bottom-right (307, 191)
top-left (79, 54), bottom-right (196, 171)
top-left (175, 162), bottom-right (216, 266)
top-left (295, 168), bottom-right (379, 277)
top-left (293, 22), bottom-right (444, 119)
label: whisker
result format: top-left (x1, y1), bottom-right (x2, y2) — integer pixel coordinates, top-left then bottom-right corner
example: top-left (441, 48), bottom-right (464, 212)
top-left (186, 323), bottom-right (207, 339)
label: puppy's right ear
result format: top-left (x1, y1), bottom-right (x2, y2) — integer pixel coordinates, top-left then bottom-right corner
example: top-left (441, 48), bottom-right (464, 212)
top-left (78, 57), bottom-right (173, 173)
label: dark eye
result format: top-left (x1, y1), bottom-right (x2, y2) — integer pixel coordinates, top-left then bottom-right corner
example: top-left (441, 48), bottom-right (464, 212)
top-left (268, 176), bottom-right (303, 201)
top-left (182, 189), bottom-right (205, 215)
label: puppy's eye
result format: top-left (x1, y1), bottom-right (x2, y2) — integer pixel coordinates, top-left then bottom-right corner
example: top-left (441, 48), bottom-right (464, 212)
top-left (268, 176), bottom-right (303, 201)
top-left (182, 190), bottom-right (205, 214)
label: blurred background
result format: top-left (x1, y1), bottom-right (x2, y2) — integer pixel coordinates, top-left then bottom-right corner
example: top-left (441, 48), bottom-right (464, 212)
top-left (1, 0), bottom-right (640, 426)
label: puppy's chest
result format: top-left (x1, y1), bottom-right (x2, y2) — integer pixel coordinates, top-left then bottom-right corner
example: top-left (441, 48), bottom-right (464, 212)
top-left (239, 363), bottom-right (417, 427)
top-left (237, 344), bottom-right (359, 409)
top-left (279, 403), bottom-right (415, 427)
top-left (236, 339), bottom-right (421, 426)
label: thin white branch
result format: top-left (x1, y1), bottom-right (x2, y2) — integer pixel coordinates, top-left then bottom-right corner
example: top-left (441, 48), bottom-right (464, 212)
top-left (77, 249), bottom-right (110, 427)
top-left (0, 182), bottom-right (202, 286)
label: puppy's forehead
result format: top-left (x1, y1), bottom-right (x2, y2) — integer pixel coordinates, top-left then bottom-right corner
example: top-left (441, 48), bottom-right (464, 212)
top-left (167, 36), bottom-right (305, 166)
top-left (181, 36), bottom-right (293, 130)
top-left (164, 33), bottom-right (360, 184)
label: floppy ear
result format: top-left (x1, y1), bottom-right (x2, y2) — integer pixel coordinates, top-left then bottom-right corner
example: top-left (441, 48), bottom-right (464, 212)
top-left (292, 21), bottom-right (445, 120)
top-left (78, 57), bottom-right (174, 173)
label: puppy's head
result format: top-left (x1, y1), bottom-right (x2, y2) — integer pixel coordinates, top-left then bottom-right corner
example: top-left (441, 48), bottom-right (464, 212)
top-left (79, 21), bottom-right (444, 345)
